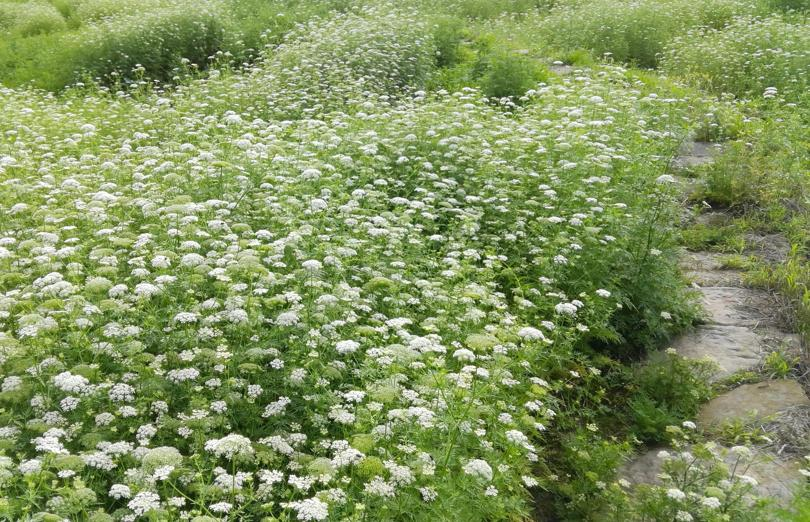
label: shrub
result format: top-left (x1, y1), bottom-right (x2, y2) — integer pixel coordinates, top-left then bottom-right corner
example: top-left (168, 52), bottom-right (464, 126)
top-left (432, 16), bottom-right (468, 68)
top-left (699, 109), bottom-right (809, 210)
top-left (628, 350), bottom-right (715, 442)
top-left (662, 15), bottom-right (810, 101)
top-left (72, 0), bottom-right (169, 23)
top-left (0, 1), bottom-right (66, 37)
top-left (478, 49), bottom-right (546, 99)
top-left (75, 4), bottom-right (226, 82)
top-left (455, 0), bottom-right (549, 19)
top-left (539, 0), bottom-right (763, 67)
top-left (618, 428), bottom-right (775, 521)
top-left (0, 50), bottom-right (705, 519)
top-left (765, 0), bottom-right (808, 11)
top-left (0, 0), bottom-right (335, 90)
top-left (0, 2), bottom-right (227, 90)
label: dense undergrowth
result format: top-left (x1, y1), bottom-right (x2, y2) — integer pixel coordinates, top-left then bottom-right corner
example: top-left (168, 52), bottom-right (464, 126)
top-left (0, 0), bottom-right (347, 90)
top-left (0, 0), bottom-right (808, 520)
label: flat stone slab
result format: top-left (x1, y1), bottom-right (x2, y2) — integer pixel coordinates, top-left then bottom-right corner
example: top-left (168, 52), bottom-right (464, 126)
top-left (700, 286), bottom-right (773, 327)
top-left (688, 270), bottom-right (744, 287)
top-left (549, 64), bottom-right (574, 75)
top-left (744, 233), bottom-right (790, 265)
top-left (680, 251), bottom-right (743, 287)
top-left (620, 447), bottom-right (805, 504)
top-left (674, 141), bottom-right (721, 169)
top-left (672, 324), bottom-right (761, 379)
top-left (694, 211), bottom-right (732, 227)
top-left (698, 380), bottom-right (810, 426)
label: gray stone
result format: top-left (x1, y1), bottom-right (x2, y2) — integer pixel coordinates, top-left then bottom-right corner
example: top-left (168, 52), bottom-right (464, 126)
top-left (619, 447), bottom-right (805, 504)
top-left (549, 64), bottom-right (574, 75)
top-left (743, 456), bottom-right (806, 502)
top-left (744, 233), bottom-right (790, 265)
top-left (619, 446), bottom-right (667, 485)
top-left (700, 286), bottom-right (774, 327)
top-left (680, 251), bottom-right (725, 272)
top-left (674, 141), bottom-right (721, 169)
top-left (680, 251), bottom-right (743, 287)
top-left (687, 270), bottom-right (744, 287)
top-left (694, 211), bottom-right (732, 227)
top-left (698, 380), bottom-right (810, 427)
top-left (672, 325), bottom-right (761, 379)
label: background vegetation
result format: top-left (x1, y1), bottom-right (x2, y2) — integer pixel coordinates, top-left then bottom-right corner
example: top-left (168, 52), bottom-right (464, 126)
top-left (0, 0), bottom-right (807, 520)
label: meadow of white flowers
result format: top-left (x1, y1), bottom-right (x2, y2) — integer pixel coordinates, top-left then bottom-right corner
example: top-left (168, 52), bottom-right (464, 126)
top-left (0, 0), bottom-right (807, 520)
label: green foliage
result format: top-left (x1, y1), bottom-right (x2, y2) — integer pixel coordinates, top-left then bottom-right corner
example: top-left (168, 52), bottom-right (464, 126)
top-left (626, 434), bottom-right (774, 521)
top-left (0, 1), bottom-right (66, 37)
top-left (700, 109), bottom-right (808, 212)
top-left (71, 0), bottom-right (169, 22)
top-left (539, 0), bottom-right (764, 68)
top-left (776, 483), bottom-right (810, 521)
top-left (455, 0), bottom-right (549, 19)
top-left (478, 49), bottom-right (546, 99)
top-left (0, 0), bottom-right (339, 90)
top-left (763, 349), bottom-right (798, 378)
top-left (543, 431), bottom-right (632, 519)
top-left (627, 351), bottom-right (715, 442)
top-left (0, 0), bottom-right (804, 519)
top-left (663, 14), bottom-right (810, 101)
top-left (765, 0), bottom-right (809, 11)
top-left (431, 16), bottom-right (468, 68)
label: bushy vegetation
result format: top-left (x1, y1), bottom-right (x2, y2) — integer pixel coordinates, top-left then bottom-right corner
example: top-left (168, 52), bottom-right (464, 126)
top-left (0, 1), bottom-right (66, 37)
top-left (662, 14), bottom-right (810, 100)
top-left (0, 0), bottom-right (807, 520)
top-left (0, 0), bottom-right (339, 90)
top-left (538, 0), bottom-right (764, 67)
top-left (627, 350), bottom-right (715, 443)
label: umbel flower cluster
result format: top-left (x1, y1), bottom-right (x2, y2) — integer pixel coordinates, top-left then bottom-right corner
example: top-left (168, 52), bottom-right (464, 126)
top-left (0, 3), bottom-right (697, 520)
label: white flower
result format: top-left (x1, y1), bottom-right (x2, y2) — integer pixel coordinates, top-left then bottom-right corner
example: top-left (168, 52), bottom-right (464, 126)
top-left (517, 327), bottom-right (545, 341)
top-left (335, 340), bottom-right (360, 355)
top-left (52, 372), bottom-right (90, 394)
top-left (276, 311), bottom-right (300, 326)
top-left (452, 349), bottom-right (476, 361)
top-left (730, 445), bottom-right (753, 459)
top-left (701, 496), bottom-right (721, 509)
top-left (128, 491), bottom-right (161, 516)
top-left (463, 459), bottom-right (493, 481)
top-left (302, 259), bottom-right (322, 271)
top-left (204, 434), bottom-right (254, 460)
top-left (420, 486), bottom-right (438, 502)
top-left (555, 302), bottom-right (578, 316)
top-left (109, 484), bottom-right (132, 500)
top-left (18, 459), bottom-right (42, 474)
top-left (283, 496), bottom-right (329, 521)
top-left (666, 488), bottom-right (686, 501)
top-left (210, 501), bottom-right (233, 513)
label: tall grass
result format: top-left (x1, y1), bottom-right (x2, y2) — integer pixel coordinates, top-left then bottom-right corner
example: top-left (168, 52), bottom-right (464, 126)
top-left (662, 14), bottom-right (810, 101)
top-left (538, 0), bottom-right (765, 67)
top-left (0, 0), bottom-right (339, 90)
top-left (0, 1), bottom-right (66, 37)
top-left (0, 3), bottom-right (226, 90)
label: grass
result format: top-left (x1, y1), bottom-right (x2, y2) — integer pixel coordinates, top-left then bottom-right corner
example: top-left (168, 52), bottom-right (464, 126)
top-left (0, 0), bottom-right (340, 90)
top-left (0, 0), bottom-right (807, 520)
top-left (662, 13), bottom-right (810, 101)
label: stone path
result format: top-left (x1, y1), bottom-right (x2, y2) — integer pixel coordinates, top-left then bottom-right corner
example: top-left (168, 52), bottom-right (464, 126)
top-left (619, 140), bottom-right (810, 504)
